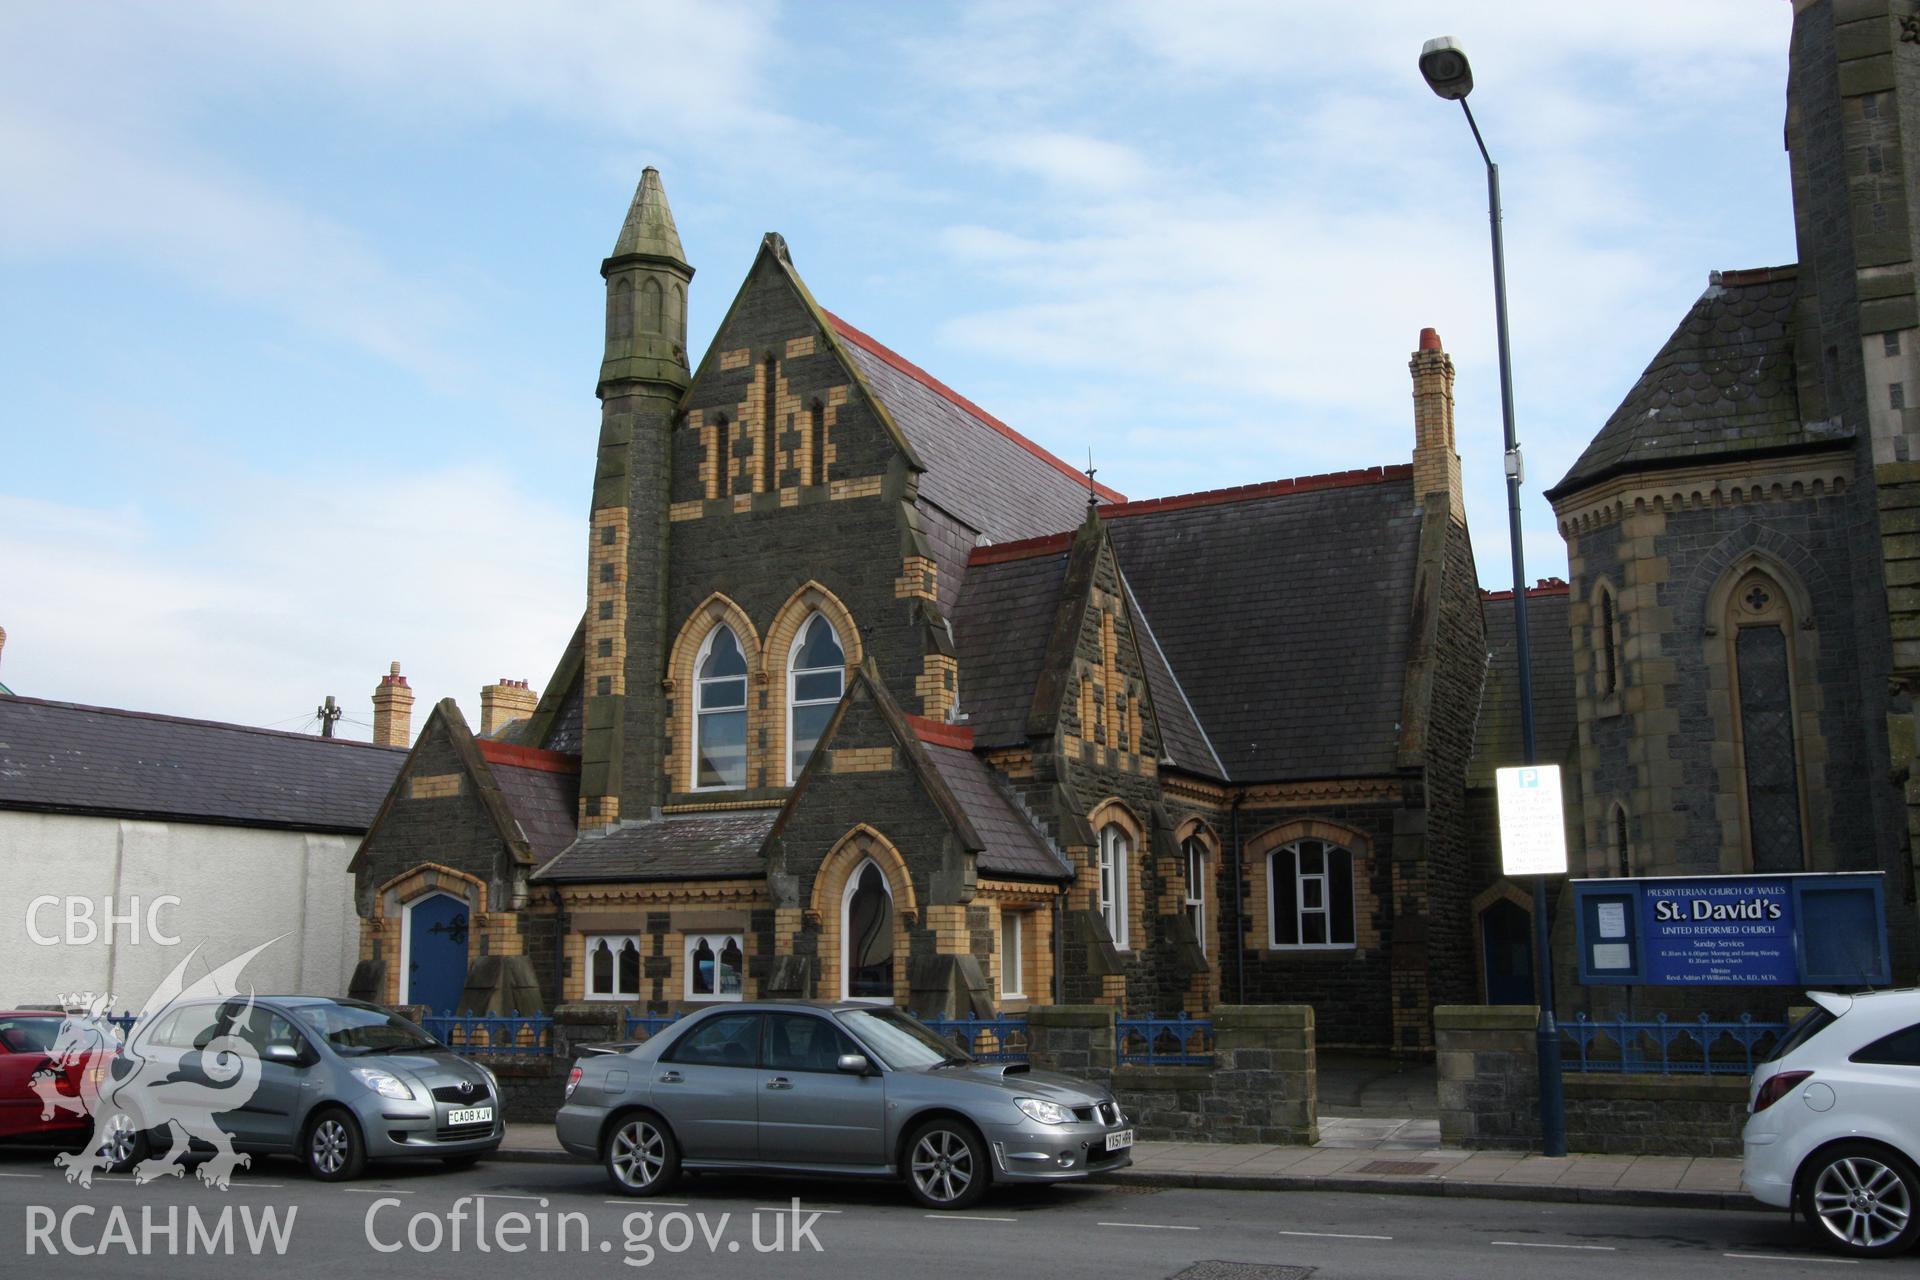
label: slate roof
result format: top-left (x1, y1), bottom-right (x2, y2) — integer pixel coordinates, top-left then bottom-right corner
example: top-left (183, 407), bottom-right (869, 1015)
top-left (952, 549), bottom-right (1070, 748)
top-left (1120, 568), bottom-right (1226, 779)
top-left (1470, 588), bottom-right (1577, 787)
top-left (532, 810), bottom-right (774, 883)
top-left (1104, 469), bottom-right (1426, 781)
top-left (476, 741), bottom-right (579, 864)
top-left (830, 315), bottom-right (1119, 545)
top-left (0, 695), bottom-right (405, 833)
top-left (920, 739), bottom-right (1070, 881)
top-left (1549, 267), bottom-right (1842, 498)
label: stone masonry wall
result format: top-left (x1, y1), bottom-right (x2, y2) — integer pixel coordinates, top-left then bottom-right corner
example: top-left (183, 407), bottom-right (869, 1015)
top-left (1027, 1004), bottom-right (1317, 1145)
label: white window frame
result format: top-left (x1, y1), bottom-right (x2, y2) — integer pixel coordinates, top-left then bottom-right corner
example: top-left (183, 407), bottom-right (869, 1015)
top-left (1097, 824), bottom-right (1130, 950)
top-left (692, 625), bottom-right (749, 792)
top-left (785, 612), bottom-right (846, 784)
top-left (1183, 837), bottom-right (1206, 956)
top-left (840, 859), bottom-right (895, 1004)
top-left (1000, 911), bottom-right (1024, 998)
top-left (683, 932), bottom-right (745, 1003)
top-left (584, 933), bottom-right (642, 1001)
top-left (1267, 841), bottom-right (1357, 951)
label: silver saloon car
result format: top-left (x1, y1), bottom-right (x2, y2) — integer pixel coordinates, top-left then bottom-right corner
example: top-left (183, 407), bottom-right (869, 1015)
top-left (556, 1001), bottom-right (1132, 1210)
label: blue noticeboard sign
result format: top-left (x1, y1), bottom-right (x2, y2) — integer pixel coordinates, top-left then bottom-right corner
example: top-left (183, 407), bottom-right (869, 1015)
top-left (1574, 873), bottom-right (1889, 987)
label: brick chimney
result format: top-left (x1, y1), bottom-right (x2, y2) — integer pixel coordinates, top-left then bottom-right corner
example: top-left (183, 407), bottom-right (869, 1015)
top-left (1409, 327), bottom-right (1465, 523)
top-left (479, 678), bottom-right (539, 736)
top-left (371, 662), bottom-right (414, 747)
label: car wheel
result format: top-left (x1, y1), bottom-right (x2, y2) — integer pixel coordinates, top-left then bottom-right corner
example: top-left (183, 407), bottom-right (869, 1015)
top-left (904, 1119), bottom-right (988, 1210)
top-left (305, 1108), bottom-right (368, 1182)
top-left (1800, 1142), bottom-right (1920, 1258)
top-left (95, 1112), bottom-right (147, 1174)
top-left (604, 1112), bottom-right (678, 1197)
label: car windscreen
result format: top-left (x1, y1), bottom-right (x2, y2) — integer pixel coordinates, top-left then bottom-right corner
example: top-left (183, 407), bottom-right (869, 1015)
top-left (294, 1004), bottom-right (439, 1055)
top-left (836, 1008), bottom-right (972, 1069)
top-left (1764, 1005), bottom-right (1837, 1063)
top-left (0, 1016), bottom-right (60, 1054)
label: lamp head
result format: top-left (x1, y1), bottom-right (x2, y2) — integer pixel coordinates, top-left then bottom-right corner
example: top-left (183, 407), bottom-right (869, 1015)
top-left (1420, 36), bottom-right (1473, 101)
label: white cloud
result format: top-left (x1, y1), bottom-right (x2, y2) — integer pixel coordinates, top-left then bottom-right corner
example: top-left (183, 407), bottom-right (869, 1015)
top-left (0, 460), bottom-right (580, 741)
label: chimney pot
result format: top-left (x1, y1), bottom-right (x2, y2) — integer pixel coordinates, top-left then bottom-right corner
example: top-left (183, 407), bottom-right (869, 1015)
top-left (1419, 327), bottom-right (1443, 352)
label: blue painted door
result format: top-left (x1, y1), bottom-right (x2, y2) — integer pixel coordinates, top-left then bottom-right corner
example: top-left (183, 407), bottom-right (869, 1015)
top-left (408, 893), bottom-right (470, 1015)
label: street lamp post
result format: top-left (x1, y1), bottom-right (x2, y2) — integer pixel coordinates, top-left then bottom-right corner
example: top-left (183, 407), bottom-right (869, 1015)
top-left (1419, 35), bottom-right (1567, 1157)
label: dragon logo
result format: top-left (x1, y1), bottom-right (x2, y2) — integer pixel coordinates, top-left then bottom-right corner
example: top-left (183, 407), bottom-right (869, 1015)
top-left (38, 938), bottom-right (281, 1189)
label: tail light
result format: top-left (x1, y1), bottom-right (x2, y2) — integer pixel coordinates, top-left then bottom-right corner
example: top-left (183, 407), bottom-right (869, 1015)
top-left (1753, 1070), bottom-right (1813, 1113)
top-left (565, 1066), bottom-right (583, 1100)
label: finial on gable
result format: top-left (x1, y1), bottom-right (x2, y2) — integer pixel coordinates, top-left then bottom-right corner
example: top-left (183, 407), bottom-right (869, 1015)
top-left (762, 231), bottom-right (791, 264)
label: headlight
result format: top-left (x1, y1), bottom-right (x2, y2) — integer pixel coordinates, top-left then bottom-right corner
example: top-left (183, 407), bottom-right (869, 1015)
top-left (1015, 1097), bottom-right (1073, 1126)
top-left (476, 1064), bottom-right (499, 1097)
top-left (349, 1067), bottom-right (415, 1100)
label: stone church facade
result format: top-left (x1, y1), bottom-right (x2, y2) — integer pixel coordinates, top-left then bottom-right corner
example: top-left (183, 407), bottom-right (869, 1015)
top-left (346, 168), bottom-right (1496, 1052)
top-left (1539, 0), bottom-right (1920, 1000)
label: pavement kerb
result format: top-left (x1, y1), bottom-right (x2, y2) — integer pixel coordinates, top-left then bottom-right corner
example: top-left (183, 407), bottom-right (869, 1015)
top-left (485, 1143), bottom-right (1761, 1212)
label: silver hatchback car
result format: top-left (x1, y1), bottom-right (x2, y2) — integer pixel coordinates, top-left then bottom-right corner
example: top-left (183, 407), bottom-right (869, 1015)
top-left (557, 1001), bottom-right (1132, 1210)
top-left (117, 996), bottom-right (502, 1180)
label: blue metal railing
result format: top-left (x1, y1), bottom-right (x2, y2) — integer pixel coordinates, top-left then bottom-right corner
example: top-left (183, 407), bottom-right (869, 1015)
top-left (624, 1013), bottom-right (682, 1043)
top-left (421, 1013), bottom-right (553, 1057)
top-left (1562, 1012), bottom-right (1786, 1076)
top-left (922, 1014), bottom-right (1029, 1062)
top-left (1118, 1013), bottom-right (1214, 1065)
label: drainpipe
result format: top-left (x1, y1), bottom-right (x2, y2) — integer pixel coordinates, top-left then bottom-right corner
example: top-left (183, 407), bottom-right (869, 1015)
top-left (547, 885), bottom-right (568, 1010)
top-left (1051, 891), bottom-right (1064, 1005)
top-left (1231, 794), bottom-right (1246, 1005)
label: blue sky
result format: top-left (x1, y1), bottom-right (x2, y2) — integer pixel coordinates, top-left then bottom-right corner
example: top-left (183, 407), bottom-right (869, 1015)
top-left (0, 1), bottom-right (1796, 738)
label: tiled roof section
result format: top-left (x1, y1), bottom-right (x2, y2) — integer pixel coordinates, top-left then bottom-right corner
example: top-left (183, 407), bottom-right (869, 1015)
top-left (1549, 267), bottom-right (1836, 498)
top-left (951, 549), bottom-right (1070, 748)
top-left (829, 313), bottom-right (1119, 543)
top-left (1119, 569), bottom-right (1226, 779)
top-left (532, 810), bottom-right (774, 883)
top-left (1106, 469), bottom-right (1426, 780)
top-left (0, 696), bottom-right (405, 832)
top-left (1471, 585), bottom-right (1577, 785)
top-left (920, 741), bottom-right (1071, 881)
top-left (476, 741), bottom-right (579, 864)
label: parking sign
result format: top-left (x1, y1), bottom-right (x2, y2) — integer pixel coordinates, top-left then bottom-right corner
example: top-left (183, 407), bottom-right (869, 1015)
top-left (1496, 764), bottom-right (1568, 877)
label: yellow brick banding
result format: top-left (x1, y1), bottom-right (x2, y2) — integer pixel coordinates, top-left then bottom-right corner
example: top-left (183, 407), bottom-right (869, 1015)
top-left (409, 774), bottom-right (463, 799)
top-left (830, 747), bottom-right (895, 773)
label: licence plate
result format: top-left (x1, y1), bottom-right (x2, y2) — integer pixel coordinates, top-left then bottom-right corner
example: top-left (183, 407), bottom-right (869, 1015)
top-left (1105, 1128), bottom-right (1134, 1152)
top-left (447, 1107), bottom-right (493, 1126)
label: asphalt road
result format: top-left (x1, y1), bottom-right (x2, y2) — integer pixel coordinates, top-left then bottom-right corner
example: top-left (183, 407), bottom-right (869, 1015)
top-left (0, 1148), bottom-right (1872, 1278)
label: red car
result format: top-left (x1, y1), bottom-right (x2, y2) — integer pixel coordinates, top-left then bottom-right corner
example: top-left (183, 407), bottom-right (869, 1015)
top-left (0, 1011), bottom-right (106, 1146)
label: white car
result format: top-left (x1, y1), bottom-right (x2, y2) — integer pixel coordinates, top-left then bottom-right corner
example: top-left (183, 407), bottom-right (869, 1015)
top-left (1743, 989), bottom-right (1920, 1258)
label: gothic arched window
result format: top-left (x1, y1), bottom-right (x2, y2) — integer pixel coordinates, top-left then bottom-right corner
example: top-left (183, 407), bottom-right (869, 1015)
top-left (842, 861), bottom-right (894, 1001)
top-left (640, 277), bottom-right (664, 333)
top-left (787, 613), bottom-right (845, 782)
top-left (693, 625), bottom-right (748, 790)
top-left (1728, 570), bottom-right (1805, 871)
top-left (608, 278), bottom-right (633, 342)
top-left (1599, 586), bottom-right (1619, 696)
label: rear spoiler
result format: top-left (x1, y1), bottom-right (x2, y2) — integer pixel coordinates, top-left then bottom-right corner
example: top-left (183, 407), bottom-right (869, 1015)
top-left (1807, 991), bottom-right (1854, 1017)
top-left (577, 1041), bottom-right (642, 1057)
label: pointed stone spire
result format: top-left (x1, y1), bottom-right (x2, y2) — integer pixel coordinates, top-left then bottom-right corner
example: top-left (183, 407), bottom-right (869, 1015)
top-left (612, 167), bottom-right (688, 266)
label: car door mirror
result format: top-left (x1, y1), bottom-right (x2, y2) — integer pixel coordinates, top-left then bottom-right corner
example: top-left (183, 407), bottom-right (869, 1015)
top-left (262, 1042), bottom-right (302, 1065)
top-left (836, 1053), bottom-right (871, 1075)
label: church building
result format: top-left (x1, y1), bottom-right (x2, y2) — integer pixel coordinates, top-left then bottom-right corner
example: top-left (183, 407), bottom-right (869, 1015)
top-left (347, 167), bottom-right (1497, 1051)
